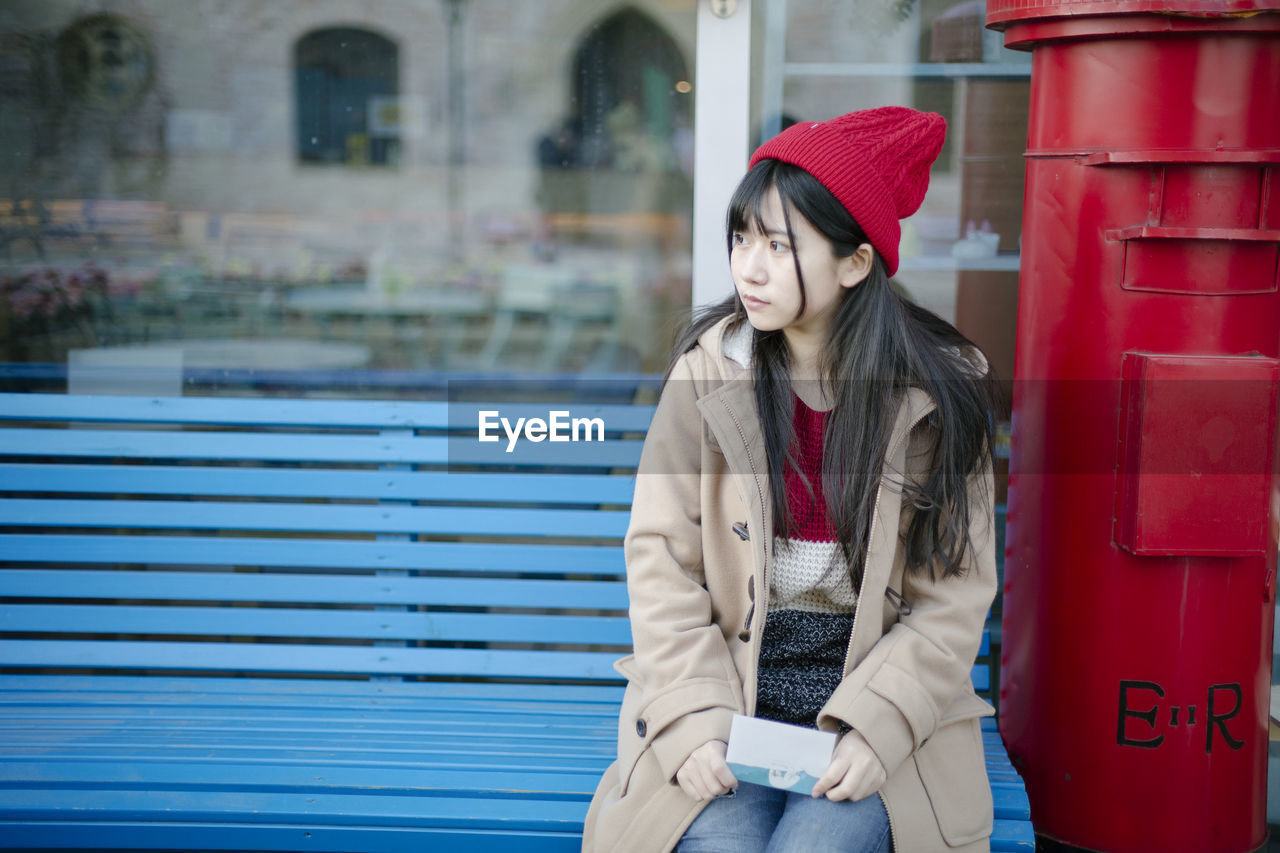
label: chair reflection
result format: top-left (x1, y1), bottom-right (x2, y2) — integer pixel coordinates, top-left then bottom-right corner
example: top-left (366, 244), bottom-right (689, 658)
top-left (476, 264), bottom-right (623, 373)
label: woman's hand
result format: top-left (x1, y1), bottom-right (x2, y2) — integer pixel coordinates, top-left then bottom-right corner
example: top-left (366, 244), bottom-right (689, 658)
top-left (811, 729), bottom-right (886, 801)
top-left (676, 739), bottom-right (738, 801)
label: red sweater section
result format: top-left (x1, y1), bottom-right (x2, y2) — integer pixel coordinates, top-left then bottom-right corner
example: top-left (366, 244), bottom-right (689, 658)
top-left (783, 396), bottom-right (836, 543)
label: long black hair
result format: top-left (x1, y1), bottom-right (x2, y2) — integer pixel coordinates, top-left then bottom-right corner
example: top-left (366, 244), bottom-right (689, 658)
top-left (671, 158), bottom-right (1000, 586)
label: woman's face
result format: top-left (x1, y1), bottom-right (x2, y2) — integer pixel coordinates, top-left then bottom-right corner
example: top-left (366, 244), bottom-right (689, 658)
top-left (730, 186), bottom-right (870, 341)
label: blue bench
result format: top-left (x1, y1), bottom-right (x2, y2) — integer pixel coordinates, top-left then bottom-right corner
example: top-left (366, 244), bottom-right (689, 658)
top-left (0, 391), bottom-right (1033, 850)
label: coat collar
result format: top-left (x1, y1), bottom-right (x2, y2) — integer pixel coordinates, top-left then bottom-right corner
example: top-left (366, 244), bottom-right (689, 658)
top-left (694, 315), bottom-right (938, 458)
top-left (721, 318), bottom-right (753, 371)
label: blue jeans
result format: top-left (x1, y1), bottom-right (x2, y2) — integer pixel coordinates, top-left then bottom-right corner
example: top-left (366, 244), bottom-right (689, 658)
top-left (676, 783), bottom-right (892, 853)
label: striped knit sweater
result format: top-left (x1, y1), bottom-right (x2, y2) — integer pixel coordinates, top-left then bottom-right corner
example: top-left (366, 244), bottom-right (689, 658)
top-left (755, 395), bottom-right (857, 729)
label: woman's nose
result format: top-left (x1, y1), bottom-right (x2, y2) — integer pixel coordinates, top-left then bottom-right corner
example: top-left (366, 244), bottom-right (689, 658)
top-left (736, 244), bottom-right (766, 284)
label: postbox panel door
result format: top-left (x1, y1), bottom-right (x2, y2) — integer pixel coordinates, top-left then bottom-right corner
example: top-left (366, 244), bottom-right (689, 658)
top-left (1114, 352), bottom-right (1279, 556)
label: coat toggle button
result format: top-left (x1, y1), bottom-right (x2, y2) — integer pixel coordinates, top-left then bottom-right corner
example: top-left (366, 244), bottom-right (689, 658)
top-left (636, 718), bottom-right (647, 737)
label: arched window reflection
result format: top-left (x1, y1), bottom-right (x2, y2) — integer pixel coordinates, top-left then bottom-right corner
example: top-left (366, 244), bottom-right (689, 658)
top-left (538, 8), bottom-right (692, 219)
top-left (294, 27), bottom-right (399, 166)
top-left (571, 8), bottom-right (690, 173)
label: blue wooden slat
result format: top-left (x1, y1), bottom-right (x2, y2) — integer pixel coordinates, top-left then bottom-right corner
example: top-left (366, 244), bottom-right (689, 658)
top-left (0, 674), bottom-right (628, 705)
top-left (0, 499), bottom-right (630, 538)
top-left (0, 702), bottom-right (622, 728)
top-left (0, 764), bottom-right (608, 801)
top-left (0, 605), bottom-right (633, 645)
top-left (0, 732), bottom-right (1016, 779)
top-left (992, 819), bottom-right (1037, 852)
top-left (0, 728), bottom-right (617, 757)
top-left (0, 695), bottom-right (625, 723)
top-left (0, 360), bottom-right (660, 386)
top-left (0, 534), bottom-right (627, 575)
top-left (0, 722), bottom-right (614, 747)
top-left (0, 570), bottom-right (629, 609)
top-left (0, 711), bottom-right (617, 739)
top-left (0, 640), bottom-right (626, 680)
top-left (0, 393), bottom-right (656, 432)
top-left (0, 788), bottom-right (591, 831)
top-left (0, 428), bottom-right (442, 463)
top-left (0, 821), bottom-right (585, 853)
top-left (0, 464), bottom-right (636, 505)
top-left (3, 710), bottom-right (1008, 743)
top-left (0, 725), bottom-right (616, 752)
top-left (0, 429), bottom-right (644, 467)
top-left (0, 715), bottom-right (617, 741)
top-left (0, 748), bottom-right (611, 777)
top-left (0, 724), bottom-right (616, 752)
top-left (0, 394), bottom-right (452, 428)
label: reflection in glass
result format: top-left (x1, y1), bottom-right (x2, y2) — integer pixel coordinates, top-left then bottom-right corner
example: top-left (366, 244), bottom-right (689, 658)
top-left (295, 27), bottom-right (400, 167)
top-left (0, 2), bottom-right (697, 393)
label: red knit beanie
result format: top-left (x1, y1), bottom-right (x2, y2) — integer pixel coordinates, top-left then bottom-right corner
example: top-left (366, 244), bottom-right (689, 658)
top-left (748, 106), bottom-right (946, 276)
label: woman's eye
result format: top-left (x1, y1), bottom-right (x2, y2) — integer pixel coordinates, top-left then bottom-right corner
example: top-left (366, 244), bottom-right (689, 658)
top-left (732, 233), bottom-right (746, 246)
top-left (770, 240), bottom-right (789, 253)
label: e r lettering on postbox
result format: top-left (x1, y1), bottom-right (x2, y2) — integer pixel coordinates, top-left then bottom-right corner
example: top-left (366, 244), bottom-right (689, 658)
top-left (1117, 680), bottom-right (1246, 753)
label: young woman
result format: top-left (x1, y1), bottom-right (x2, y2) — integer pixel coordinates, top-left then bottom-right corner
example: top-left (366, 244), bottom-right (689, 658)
top-left (583, 107), bottom-right (1000, 853)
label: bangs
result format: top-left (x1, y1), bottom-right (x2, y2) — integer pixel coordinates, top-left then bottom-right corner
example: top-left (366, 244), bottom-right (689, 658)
top-left (727, 159), bottom-right (871, 260)
top-left (726, 158), bottom-right (780, 241)
top-left (726, 158), bottom-right (809, 321)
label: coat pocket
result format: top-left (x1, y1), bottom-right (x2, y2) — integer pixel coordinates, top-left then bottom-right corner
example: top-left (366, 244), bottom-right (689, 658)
top-left (615, 681), bottom-right (650, 797)
top-left (613, 655), bottom-right (648, 798)
top-left (612, 655), bottom-right (744, 798)
top-left (913, 715), bottom-right (994, 847)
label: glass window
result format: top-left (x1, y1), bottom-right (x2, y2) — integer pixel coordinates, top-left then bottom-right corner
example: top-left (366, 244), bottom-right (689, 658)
top-left (0, 2), bottom-right (697, 397)
top-left (751, 0), bottom-right (1030, 383)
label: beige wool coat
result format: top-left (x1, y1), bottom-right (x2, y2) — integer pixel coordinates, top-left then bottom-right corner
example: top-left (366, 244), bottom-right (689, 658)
top-left (582, 317), bottom-right (999, 853)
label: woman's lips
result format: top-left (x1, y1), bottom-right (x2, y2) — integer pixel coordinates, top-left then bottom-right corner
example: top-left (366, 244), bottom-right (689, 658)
top-left (741, 294), bottom-right (768, 309)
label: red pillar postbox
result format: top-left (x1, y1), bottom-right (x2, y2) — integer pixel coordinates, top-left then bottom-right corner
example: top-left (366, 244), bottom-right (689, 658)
top-left (986, 4), bottom-right (1280, 851)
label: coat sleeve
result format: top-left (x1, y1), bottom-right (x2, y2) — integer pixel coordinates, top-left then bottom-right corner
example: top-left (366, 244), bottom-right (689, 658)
top-left (623, 354), bottom-right (744, 781)
top-left (816, 446), bottom-right (998, 778)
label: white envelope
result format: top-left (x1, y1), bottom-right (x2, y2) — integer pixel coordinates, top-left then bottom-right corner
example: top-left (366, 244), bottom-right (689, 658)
top-left (724, 714), bottom-right (837, 795)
